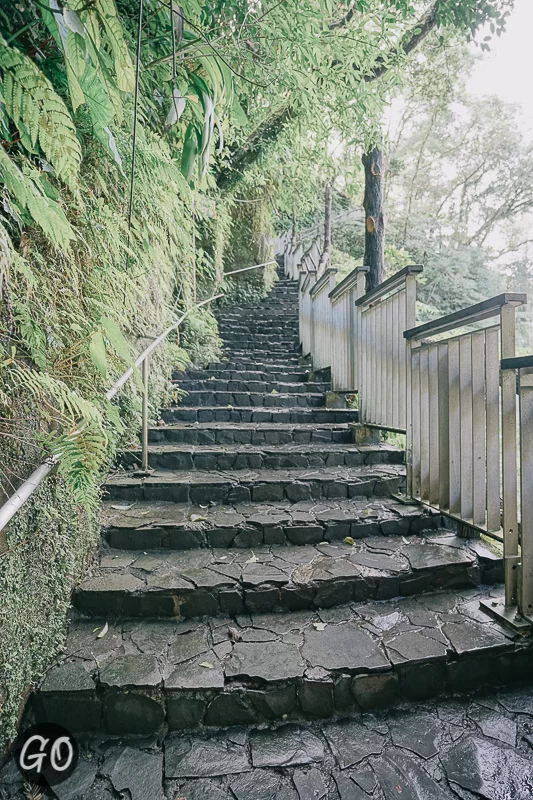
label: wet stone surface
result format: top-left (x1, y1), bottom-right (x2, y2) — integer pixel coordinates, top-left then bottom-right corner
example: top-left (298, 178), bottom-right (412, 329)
top-left (74, 533), bottom-right (494, 618)
top-left (5, 687), bottom-right (533, 799)
top-left (101, 496), bottom-right (441, 550)
top-left (104, 464), bottom-right (405, 505)
top-left (34, 586), bottom-right (532, 734)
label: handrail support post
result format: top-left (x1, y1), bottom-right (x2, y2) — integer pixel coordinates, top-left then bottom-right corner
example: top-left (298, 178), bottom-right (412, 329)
top-left (142, 356), bottom-right (150, 473)
top-left (500, 303), bottom-right (519, 608)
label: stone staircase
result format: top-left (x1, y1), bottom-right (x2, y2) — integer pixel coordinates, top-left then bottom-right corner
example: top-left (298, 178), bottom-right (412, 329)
top-left (28, 263), bottom-right (533, 794)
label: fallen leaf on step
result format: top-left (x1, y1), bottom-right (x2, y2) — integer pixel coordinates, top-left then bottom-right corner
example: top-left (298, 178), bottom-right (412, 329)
top-left (343, 536), bottom-right (355, 545)
top-left (110, 504), bottom-right (134, 511)
top-left (228, 626), bottom-right (242, 642)
top-left (402, 536), bottom-right (409, 544)
top-left (246, 553), bottom-right (259, 563)
top-left (96, 622), bottom-right (109, 639)
top-left (189, 514), bottom-right (207, 522)
top-left (313, 622), bottom-right (327, 631)
top-left (271, 389), bottom-right (279, 394)
top-left (199, 661), bottom-right (214, 669)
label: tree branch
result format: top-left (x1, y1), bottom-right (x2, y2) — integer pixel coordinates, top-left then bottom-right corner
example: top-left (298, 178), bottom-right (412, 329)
top-left (216, 104), bottom-right (293, 191)
top-left (216, 1), bottom-right (445, 191)
top-left (329, 2), bottom-right (356, 30)
top-left (365, 0), bottom-right (442, 82)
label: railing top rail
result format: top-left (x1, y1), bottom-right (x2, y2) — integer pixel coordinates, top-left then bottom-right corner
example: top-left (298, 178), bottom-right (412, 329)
top-left (301, 269), bottom-right (317, 292)
top-left (329, 265), bottom-right (369, 301)
top-left (501, 355), bottom-right (533, 370)
top-left (0, 259), bottom-right (276, 533)
top-left (404, 292), bottom-right (527, 341)
top-left (225, 260), bottom-right (277, 277)
top-left (355, 265), bottom-right (423, 308)
top-left (309, 268), bottom-right (337, 299)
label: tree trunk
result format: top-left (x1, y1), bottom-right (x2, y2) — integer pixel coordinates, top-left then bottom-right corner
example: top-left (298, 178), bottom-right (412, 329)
top-left (362, 146), bottom-right (385, 291)
top-left (318, 182), bottom-right (332, 273)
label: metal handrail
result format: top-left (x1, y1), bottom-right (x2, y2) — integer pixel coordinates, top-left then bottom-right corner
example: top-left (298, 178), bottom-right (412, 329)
top-left (224, 260), bottom-right (277, 277)
top-left (0, 260), bottom-right (277, 532)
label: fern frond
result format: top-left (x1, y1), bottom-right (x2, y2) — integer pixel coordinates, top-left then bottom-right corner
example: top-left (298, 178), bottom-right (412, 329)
top-left (0, 38), bottom-right (82, 190)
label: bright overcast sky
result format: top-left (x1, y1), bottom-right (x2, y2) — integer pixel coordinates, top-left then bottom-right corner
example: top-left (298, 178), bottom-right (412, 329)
top-left (468, 0), bottom-right (533, 140)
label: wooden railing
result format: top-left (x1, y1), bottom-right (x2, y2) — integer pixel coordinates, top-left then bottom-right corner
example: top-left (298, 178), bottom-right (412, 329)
top-left (405, 295), bottom-right (526, 609)
top-left (357, 266), bottom-right (421, 431)
top-left (277, 229), bottom-right (533, 629)
top-left (499, 355), bottom-right (533, 621)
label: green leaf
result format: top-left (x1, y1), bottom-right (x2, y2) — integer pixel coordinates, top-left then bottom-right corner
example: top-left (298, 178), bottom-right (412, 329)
top-left (66, 30), bottom-right (87, 78)
top-left (181, 123), bottom-right (198, 182)
top-left (95, 0), bottom-right (135, 92)
top-left (100, 315), bottom-right (131, 362)
top-left (79, 64), bottom-right (114, 128)
top-left (89, 331), bottom-right (107, 377)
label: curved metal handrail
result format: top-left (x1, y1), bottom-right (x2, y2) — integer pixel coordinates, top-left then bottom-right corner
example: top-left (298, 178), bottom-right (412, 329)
top-left (0, 260), bottom-right (277, 532)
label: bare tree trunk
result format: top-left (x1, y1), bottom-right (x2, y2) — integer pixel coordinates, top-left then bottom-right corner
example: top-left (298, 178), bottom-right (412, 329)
top-left (362, 146), bottom-right (385, 291)
top-left (318, 182), bottom-right (332, 273)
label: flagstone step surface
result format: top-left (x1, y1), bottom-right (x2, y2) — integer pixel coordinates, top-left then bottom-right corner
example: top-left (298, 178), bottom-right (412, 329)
top-left (175, 380), bottom-right (330, 394)
top-left (104, 465), bottom-right (405, 504)
top-left (4, 686), bottom-right (532, 799)
top-left (118, 442), bottom-right (403, 472)
top-left (177, 390), bottom-right (327, 408)
top-left (161, 407), bottom-right (359, 424)
top-left (74, 533), bottom-right (501, 620)
top-left (147, 421), bottom-right (354, 445)
top-left (175, 369), bottom-right (312, 382)
top-left (102, 497), bottom-right (444, 550)
top-left (35, 585), bottom-right (531, 736)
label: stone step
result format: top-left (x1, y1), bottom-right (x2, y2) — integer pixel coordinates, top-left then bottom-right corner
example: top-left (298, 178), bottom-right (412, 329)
top-left (174, 380), bottom-right (329, 394)
top-left (73, 532), bottom-right (496, 620)
top-left (216, 323), bottom-right (299, 333)
top-left (207, 360), bottom-right (307, 373)
top-left (102, 497), bottom-right (444, 551)
top-left (149, 421), bottom-right (353, 445)
top-left (216, 314), bottom-right (299, 324)
top-left (177, 391), bottom-right (326, 408)
top-left (219, 353), bottom-right (302, 364)
top-left (174, 369), bottom-right (311, 382)
top-left (161, 407), bottom-right (359, 424)
top-left (21, 691), bottom-right (533, 794)
top-left (222, 343), bottom-right (300, 353)
top-left (221, 330), bottom-right (299, 342)
top-left (119, 442), bottom-right (403, 473)
top-left (104, 465), bottom-right (404, 505)
top-left (36, 582), bottom-right (526, 735)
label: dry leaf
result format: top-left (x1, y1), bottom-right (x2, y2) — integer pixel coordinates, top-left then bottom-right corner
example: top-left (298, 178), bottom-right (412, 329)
top-left (313, 622), bottom-right (327, 631)
top-left (110, 504), bottom-right (134, 511)
top-left (23, 782), bottom-right (43, 800)
top-left (199, 661), bottom-right (214, 669)
top-left (228, 626), bottom-right (242, 642)
top-left (97, 622), bottom-right (109, 639)
top-left (246, 553), bottom-right (259, 563)
top-left (190, 514), bottom-right (207, 522)
top-left (344, 536), bottom-right (355, 545)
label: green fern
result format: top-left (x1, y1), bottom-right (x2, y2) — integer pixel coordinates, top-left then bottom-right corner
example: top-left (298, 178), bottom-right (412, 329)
top-left (0, 38), bottom-right (82, 191)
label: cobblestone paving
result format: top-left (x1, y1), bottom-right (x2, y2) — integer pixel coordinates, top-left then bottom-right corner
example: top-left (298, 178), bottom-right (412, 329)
top-left (3, 686), bottom-right (533, 798)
